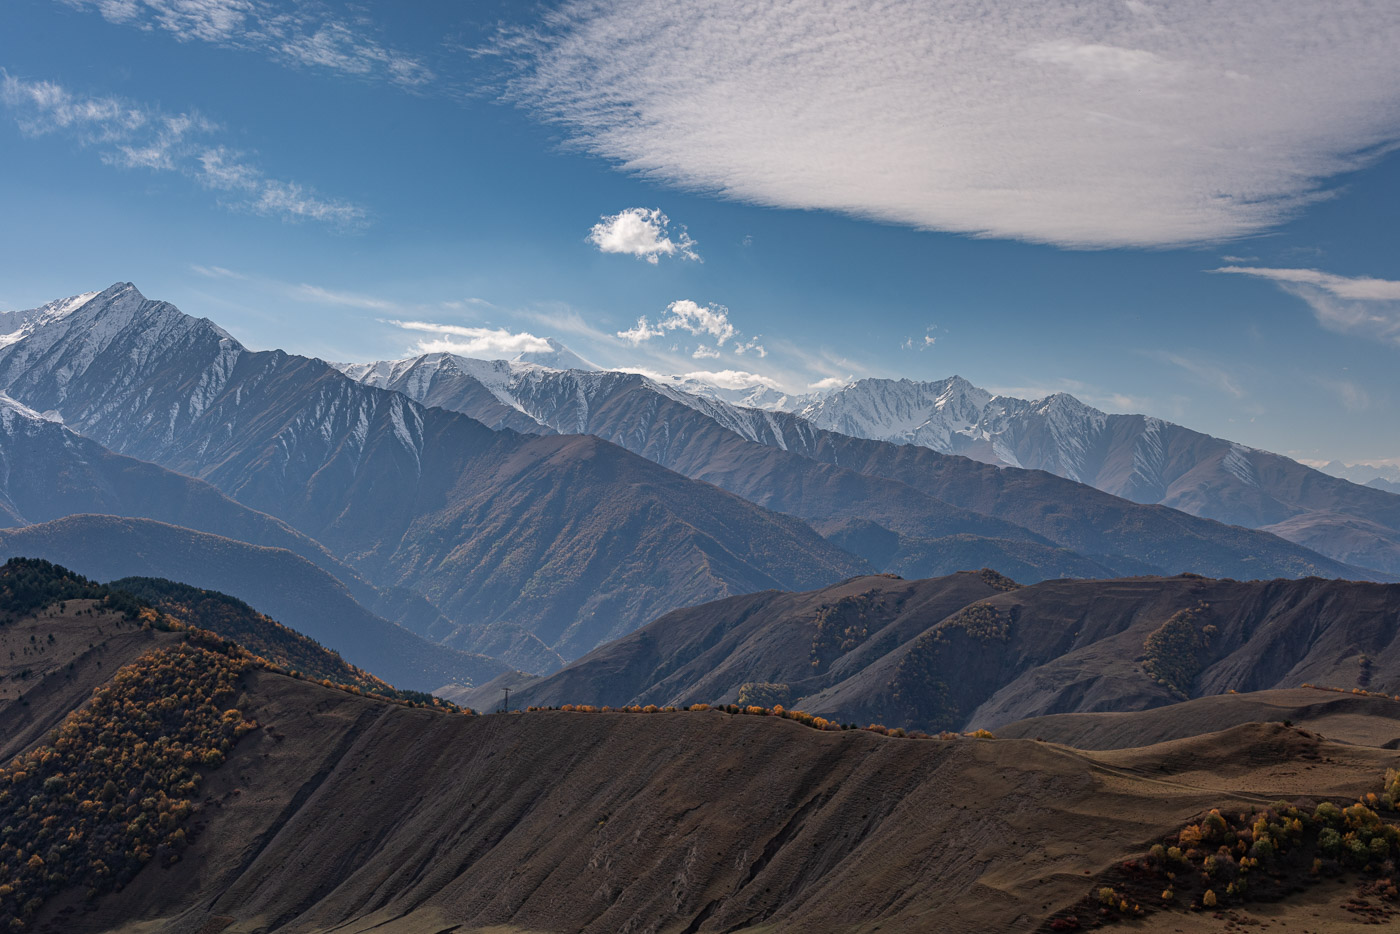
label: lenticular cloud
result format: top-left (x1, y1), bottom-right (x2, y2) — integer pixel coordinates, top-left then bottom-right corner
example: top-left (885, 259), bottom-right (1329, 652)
top-left (510, 0), bottom-right (1400, 248)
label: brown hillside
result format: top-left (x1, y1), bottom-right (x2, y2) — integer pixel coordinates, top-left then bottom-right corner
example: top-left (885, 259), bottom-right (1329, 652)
top-left (495, 572), bottom-right (1400, 733)
top-left (21, 677), bottom-right (1398, 934)
top-left (998, 686), bottom-right (1400, 750)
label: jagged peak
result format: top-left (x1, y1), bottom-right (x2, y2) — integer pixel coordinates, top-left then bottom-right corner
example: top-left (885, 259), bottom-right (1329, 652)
top-left (511, 337), bottom-right (599, 372)
top-left (0, 391), bottom-right (64, 428)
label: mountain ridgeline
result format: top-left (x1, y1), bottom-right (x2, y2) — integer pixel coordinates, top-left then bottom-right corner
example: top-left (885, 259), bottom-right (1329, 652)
top-left (339, 350), bottom-right (1380, 583)
top-left (475, 570), bottom-right (1400, 734)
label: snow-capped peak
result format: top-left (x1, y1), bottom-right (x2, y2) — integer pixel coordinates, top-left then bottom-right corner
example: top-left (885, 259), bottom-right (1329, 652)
top-left (511, 337), bottom-right (599, 372)
top-left (0, 289), bottom-right (100, 348)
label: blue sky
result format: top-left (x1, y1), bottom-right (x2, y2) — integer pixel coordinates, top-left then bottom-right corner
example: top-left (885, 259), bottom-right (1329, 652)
top-left (2, 0), bottom-right (1399, 468)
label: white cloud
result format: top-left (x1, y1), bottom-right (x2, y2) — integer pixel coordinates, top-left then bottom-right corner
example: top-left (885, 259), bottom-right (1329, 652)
top-left (0, 72), bottom-right (366, 228)
top-left (587, 207), bottom-right (699, 263)
top-left (1214, 266), bottom-right (1400, 345)
top-left (682, 369), bottom-right (780, 391)
top-left (619, 299), bottom-right (739, 352)
top-left (733, 338), bottom-right (766, 357)
top-left (809, 376), bottom-right (851, 391)
top-left (691, 345), bottom-right (720, 359)
top-left (616, 315), bottom-right (666, 345)
top-left (59, 0), bottom-right (433, 87)
top-left (508, 1), bottom-right (1400, 248)
top-left (389, 320), bottom-right (553, 358)
top-left (660, 300), bottom-right (733, 343)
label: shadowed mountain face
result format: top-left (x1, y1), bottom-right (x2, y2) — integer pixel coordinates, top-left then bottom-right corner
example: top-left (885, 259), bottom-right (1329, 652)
top-left (344, 353), bottom-right (1377, 583)
top-left (0, 516), bottom-right (508, 691)
top-left (0, 284), bottom-right (867, 660)
top-left (486, 571), bottom-right (1400, 733)
top-left (0, 389), bottom-right (456, 638)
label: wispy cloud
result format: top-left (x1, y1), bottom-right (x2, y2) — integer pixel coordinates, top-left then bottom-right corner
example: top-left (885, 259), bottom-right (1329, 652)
top-left (1214, 266), bottom-right (1400, 345)
top-left (681, 369), bottom-right (779, 391)
top-left (293, 284), bottom-right (401, 312)
top-left (1148, 350), bottom-right (1246, 398)
top-left (389, 320), bottom-right (553, 358)
top-left (190, 264), bottom-right (246, 280)
top-left (59, 0), bottom-right (433, 88)
top-left (1, 71), bottom-right (367, 228)
top-left (505, 0), bottom-right (1400, 248)
top-left (587, 207), bottom-right (699, 263)
top-left (808, 375), bottom-right (850, 391)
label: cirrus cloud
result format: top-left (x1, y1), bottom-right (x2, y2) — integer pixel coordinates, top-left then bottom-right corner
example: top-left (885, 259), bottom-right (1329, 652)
top-left (59, 0), bottom-right (434, 87)
top-left (1, 70), bottom-right (367, 228)
top-left (1214, 266), bottom-right (1400, 346)
top-left (508, 0), bottom-right (1400, 248)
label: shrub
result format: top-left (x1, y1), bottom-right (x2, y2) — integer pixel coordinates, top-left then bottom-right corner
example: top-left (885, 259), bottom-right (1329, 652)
top-left (735, 682), bottom-right (791, 708)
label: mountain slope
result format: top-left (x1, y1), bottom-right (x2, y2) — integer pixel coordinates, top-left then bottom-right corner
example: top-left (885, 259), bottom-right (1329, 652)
top-left (0, 515), bottom-right (507, 691)
top-left (11, 645), bottom-right (1395, 933)
top-left (767, 414), bottom-right (1378, 580)
top-left (7, 565), bottom-right (1399, 934)
top-left (345, 356), bottom-right (1114, 581)
top-left (492, 571), bottom-right (1400, 734)
top-left (342, 352), bottom-right (1378, 582)
top-left (796, 376), bottom-right (1400, 574)
top-left (0, 284), bottom-right (866, 659)
top-left (0, 390), bottom-right (454, 636)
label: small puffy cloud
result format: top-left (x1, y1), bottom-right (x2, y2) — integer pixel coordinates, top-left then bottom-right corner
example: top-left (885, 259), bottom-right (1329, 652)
top-left (617, 315), bottom-right (666, 345)
top-left (901, 330), bottom-right (938, 351)
top-left (587, 207), bottom-right (699, 263)
top-left (809, 376), bottom-right (851, 391)
top-left (691, 345), bottom-right (720, 359)
top-left (0, 71), bottom-right (366, 228)
top-left (390, 320), bottom-right (553, 358)
top-left (734, 338), bottom-right (767, 357)
top-left (662, 300), bottom-right (734, 343)
top-left (682, 369), bottom-right (780, 391)
top-left (1214, 266), bottom-right (1400, 345)
top-left (619, 299), bottom-right (737, 351)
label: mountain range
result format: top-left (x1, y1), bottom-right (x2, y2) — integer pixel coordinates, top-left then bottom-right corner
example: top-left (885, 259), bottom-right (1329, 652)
top-left (1, 281), bottom-right (1396, 689)
top-left (0, 284), bottom-right (865, 663)
top-left (338, 348), bottom-right (1381, 584)
top-left (342, 355), bottom-right (1400, 579)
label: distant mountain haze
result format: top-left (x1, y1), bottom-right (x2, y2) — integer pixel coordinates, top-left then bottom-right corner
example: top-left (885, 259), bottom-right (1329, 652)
top-left (0, 515), bottom-right (508, 691)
